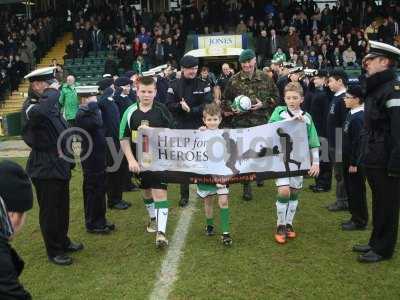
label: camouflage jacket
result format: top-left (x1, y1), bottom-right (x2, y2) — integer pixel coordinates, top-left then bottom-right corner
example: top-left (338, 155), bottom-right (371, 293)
top-left (222, 69), bottom-right (278, 128)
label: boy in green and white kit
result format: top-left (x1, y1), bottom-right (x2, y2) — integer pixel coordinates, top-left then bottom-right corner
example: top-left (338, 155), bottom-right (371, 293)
top-left (268, 82), bottom-right (320, 244)
top-left (198, 103), bottom-right (232, 246)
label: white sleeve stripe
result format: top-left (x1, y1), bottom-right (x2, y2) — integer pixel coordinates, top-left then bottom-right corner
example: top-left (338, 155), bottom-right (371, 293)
top-left (25, 104), bottom-right (36, 120)
top-left (386, 99), bottom-right (400, 108)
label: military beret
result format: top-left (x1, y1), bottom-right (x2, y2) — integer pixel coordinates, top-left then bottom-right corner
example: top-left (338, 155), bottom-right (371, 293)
top-left (180, 55), bottom-right (199, 68)
top-left (97, 78), bottom-right (114, 91)
top-left (239, 49), bottom-right (256, 63)
top-left (24, 66), bottom-right (56, 82)
top-left (0, 160), bottom-right (33, 213)
top-left (124, 70), bottom-right (137, 78)
top-left (114, 76), bottom-right (133, 87)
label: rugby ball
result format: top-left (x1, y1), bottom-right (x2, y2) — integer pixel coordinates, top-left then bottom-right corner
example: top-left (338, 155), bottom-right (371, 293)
top-left (232, 95), bottom-right (252, 112)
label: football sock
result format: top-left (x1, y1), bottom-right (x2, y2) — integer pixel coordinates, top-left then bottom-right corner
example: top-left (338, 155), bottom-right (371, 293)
top-left (155, 200), bottom-right (169, 234)
top-left (286, 193), bottom-right (299, 225)
top-left (206, 218), bottom-right (214, 227)
top-left (220, 208), bottom-right (230, 234)
top-left (143, 198), bottom-right (156, 219)
top-left (276, 196), bottom-right (290, 226)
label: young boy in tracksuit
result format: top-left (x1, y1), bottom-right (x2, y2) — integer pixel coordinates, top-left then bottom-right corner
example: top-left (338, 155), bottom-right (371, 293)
top-left (341, 85), bottom-right (368, 231)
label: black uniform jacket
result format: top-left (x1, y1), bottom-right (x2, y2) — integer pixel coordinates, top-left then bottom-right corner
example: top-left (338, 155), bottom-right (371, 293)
top-left (21, 88), bottom-right (72, 180)
top-left (166, 77), bottom-right (212, 129)
top-left (0, 234), bottom-right (31, 299)
top-left (363, 68), bottom-right (400, 174)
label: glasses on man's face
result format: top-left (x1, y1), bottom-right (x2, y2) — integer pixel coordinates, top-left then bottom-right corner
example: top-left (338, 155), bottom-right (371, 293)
top-left (344, 95), bottom-right (355, 99)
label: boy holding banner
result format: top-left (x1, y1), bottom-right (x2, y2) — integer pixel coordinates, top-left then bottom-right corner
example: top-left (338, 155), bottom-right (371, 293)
top-left (268, 82), bottom-right (320, 244)
top-left (198, 103), bottom-right (232, 246)
top-left (120, 76), bottom-right (175, 248)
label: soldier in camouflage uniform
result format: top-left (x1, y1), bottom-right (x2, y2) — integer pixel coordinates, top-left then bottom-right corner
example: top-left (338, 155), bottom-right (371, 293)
top-left (223, 49), bottom-right (278, 200)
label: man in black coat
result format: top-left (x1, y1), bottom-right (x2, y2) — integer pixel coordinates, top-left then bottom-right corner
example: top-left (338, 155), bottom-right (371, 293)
top-left (21, 67), bottom-right (83, 266)
top-left (307, 70), bottom-right (332, 192)
top-left (255, 30), bottom-right (269, 68)
top-left (0, 160), bottom-right (33, 299)
top-left (353, 41), bottom-right (400, 263)
top-left (166, 55), bottom-right (212, 207)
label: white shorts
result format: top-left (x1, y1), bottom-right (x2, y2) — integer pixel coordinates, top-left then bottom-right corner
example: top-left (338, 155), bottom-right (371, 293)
top-left (197, 184), bottom-right (229, 199)
top-left (275, 176), bottom-right (303, 189)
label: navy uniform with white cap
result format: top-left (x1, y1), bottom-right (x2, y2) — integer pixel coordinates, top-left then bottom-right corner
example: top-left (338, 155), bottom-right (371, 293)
top-left (166, 55), bottom-right (212, 207)
top-left (353, 41), bottom-right (400, 262)
top-left (74, 86), bottom-right (115, 234)
top-left (96, 79), bottom-right (131, 210)
top-left (21, 67), bottom-right (83, 266)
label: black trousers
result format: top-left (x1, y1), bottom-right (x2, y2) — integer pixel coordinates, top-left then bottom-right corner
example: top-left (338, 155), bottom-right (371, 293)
top-left (32, 179), bottom-right (70, 258)
top-left (315, 161), bottom-right (332, 189)
top-left (105, 144), bottom-right (123, 206)
top-left (83, 170), bottom-right (107, 229)
top-left (365, 168), bottom-right (400, 258)
top-left (343, 158), bottom-right (368, 226)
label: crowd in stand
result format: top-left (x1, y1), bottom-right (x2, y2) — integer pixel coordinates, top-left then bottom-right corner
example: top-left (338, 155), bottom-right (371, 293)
top-left (0, 8), bottom-right (63, 103)
top-left (62, 0), bottom-right (400, 83)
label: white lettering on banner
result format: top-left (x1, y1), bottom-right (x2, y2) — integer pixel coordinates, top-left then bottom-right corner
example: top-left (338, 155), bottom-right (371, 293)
top-left (137, 120), bottom-right (311, 177)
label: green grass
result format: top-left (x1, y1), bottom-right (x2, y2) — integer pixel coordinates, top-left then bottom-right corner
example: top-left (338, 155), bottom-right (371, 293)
top-left (7, 158), bottom-right (400, 299)
top-left (0, 135), bottom-right (21, 142)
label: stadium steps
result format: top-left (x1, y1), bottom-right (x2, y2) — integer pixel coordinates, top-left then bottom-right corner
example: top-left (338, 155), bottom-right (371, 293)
top-left (0, 32), bottom-right (72, 120)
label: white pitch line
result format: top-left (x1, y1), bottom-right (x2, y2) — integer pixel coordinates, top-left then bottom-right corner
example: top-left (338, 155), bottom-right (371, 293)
top-left (149, 185), bottom-right (197, 300)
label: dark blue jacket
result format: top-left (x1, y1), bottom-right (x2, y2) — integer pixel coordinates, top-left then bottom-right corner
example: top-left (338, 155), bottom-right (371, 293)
top-left (97, 88), bottom-right (120, 143)
top-left (327, 91), bottom-right (348, 147)
top-left (343, 109), bottom-right (364, 166)
top-left (75, 102), bottom-right (106, 173)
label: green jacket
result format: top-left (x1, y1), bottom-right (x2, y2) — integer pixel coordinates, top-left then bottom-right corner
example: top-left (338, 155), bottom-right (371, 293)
top-left (132, 61), bottom-right (149, 75)
top-left (223, 69), bottom-right (279, 128)
top-left (59, 84), bottom-right (78, 121)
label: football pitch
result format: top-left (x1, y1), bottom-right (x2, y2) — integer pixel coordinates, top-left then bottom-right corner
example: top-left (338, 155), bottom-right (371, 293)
top-left (10, 158), bottom-right (400, 300)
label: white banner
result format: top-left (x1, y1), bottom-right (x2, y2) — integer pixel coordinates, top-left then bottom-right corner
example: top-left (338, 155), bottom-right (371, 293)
top-left (137, 120), bottom-right (310, 184)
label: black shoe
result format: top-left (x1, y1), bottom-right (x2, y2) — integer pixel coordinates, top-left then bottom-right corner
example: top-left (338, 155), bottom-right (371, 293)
top-left (65, 241), bottom-right (84, 253)
top-left (352, 244), bottom-right (372, 253)
top-left (358, 250), bottom-right (385, 263)
top-left (49, 255), bottom-right (73, 266)
top-left (120, 200), bottom-right (132, 207)
top-left (256, 181), bottom-right (264, 187)
top-left (341, 221), bottom-right (366, 231)
top-left (87, 226), bottom-right (111, 234)
top-left (242, 184), bottom-right (253, 201)
top-left (179, 197), bottom-right (189, 207)
top-left (106, 221), bottom-right (116, 231)
top-left (309, 184), bottom-right (316, 190)
top-left (108, 201), bottom-right (129, 210)
top-left (312, 186), bottom-right (330, 193)
top-left (326, 202), bottom-right (348, 212)
top-left (221, 233), bottom-right (233, 246)
top-left (205, 225), bottom-right (215, 236)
